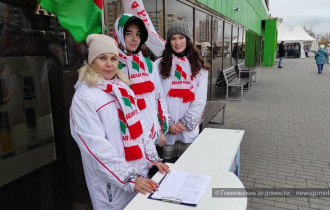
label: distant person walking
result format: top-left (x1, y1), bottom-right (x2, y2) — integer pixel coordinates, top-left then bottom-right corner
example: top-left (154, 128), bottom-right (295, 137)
top-left (304, 47), bottom-right (309, 57)
top-left (232, 43), bottom-right (238, 65)
top-left (278, 41), bottom-right (285, 68)
top-left (315, 45), bottom-right (328, 74)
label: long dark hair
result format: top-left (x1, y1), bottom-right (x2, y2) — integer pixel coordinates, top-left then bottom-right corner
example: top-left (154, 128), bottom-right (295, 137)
top-left (159, 38), bottom-right (209, 79)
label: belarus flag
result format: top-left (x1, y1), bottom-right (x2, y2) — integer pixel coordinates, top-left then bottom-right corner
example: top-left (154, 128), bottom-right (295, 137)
top-left (38, 0), bottom-right (104, 42)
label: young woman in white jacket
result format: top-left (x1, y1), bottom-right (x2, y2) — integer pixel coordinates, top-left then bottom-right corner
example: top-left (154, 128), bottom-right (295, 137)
top-left (154, 20), bottom-right (208, 163)
top-left (114, 14), bottom-right (169, 148)
top-left (70, 34), bottom-right (169, 210)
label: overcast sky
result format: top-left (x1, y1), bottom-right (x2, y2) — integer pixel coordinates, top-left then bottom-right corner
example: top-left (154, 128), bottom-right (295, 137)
top-left (269, 0), bottom-right (330, 35)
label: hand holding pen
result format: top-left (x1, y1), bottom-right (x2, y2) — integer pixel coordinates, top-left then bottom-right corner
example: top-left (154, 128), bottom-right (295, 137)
top-left (134, 176), bottom-right (159, 195)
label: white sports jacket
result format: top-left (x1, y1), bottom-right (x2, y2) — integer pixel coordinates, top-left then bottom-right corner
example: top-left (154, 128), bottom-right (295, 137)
top-left (70, 79), bottom-right (161, 209)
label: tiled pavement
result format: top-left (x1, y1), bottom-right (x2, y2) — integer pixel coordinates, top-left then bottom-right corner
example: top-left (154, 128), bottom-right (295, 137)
top-left (210, 58), bottom-right (330, 210)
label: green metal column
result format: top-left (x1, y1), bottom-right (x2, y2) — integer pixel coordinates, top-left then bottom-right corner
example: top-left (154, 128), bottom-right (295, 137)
top-left (256, 36), bottom-right (261, 65)
top-left (263, 19), bottom-right (277, 66)
top-left (245, 31), bottom-right (256, 67)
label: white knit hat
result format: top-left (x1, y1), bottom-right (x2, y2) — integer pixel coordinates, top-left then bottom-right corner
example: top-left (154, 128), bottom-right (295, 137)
top-left (86, 34), bottom-right (118, 65)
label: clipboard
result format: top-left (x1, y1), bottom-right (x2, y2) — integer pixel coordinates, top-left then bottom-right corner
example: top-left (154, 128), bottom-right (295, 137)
top-left (148, 170), bottom-right (210, 207)
top-left (147, 173), bottom-right (197, 207)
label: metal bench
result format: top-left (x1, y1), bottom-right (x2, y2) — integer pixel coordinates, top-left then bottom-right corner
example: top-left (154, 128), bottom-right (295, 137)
top-left (223, 67), bottom-right (249, 100)
top-left (238, 64), bottom-right (256, 90)
top-left (199, 100), bottom-right (226, 132)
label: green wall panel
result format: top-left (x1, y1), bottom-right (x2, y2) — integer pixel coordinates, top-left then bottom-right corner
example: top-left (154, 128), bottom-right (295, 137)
top-left (198, 0), bottom-right (207, 5)
top-left (263, 19), bottom-right (277, 66)
top-left (221, 0), bottom-right (227, 17)
top-left (245, 31), bottom-right (256, 67)
top-left (214, 0), bottom-right (222, 13)
top-left (207, 0), bottom-right (215, 8)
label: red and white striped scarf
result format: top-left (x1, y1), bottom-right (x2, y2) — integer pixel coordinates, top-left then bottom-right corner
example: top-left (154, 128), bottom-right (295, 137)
top-left (168, 55), bottom-right (195, 103)
top-left (113, 14), bottom-right (155, 110)
top-left (97, 80), bottom-right (143, 161)
top-left (117, 50), bottom-right (155, 110)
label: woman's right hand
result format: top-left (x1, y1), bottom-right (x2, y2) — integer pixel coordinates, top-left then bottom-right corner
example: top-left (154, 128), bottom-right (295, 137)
top-left (168, 125), bottom-right (180, 135)
top-left (176, 122), bottom-right (187, 132)
top-left (134, 177), bottom-right (159, 195)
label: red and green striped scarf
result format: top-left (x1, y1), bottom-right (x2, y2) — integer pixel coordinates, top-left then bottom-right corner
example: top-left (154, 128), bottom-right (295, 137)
top-left (114, 14), bottom-right (155, 110)
top-left (157, 99), bottom-right (168, 133)
top-left (168, 55), bottom-right (195, 103)
top-left (98, 80), bottom-right (143, 161)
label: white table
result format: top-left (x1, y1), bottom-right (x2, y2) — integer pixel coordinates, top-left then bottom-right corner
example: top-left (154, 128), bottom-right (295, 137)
top-left (175, 128), bottom-right (244, 173)
top-left (125, 128), bottom-right (246, 209)
top-left (125, 164), bottom-right (247, 209)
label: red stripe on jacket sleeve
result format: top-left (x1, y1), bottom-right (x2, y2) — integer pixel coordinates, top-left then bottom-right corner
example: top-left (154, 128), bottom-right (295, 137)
top-left (96, 100), bottom-right (116, 112)
top-left (70, 109), bottom-right (125, 184)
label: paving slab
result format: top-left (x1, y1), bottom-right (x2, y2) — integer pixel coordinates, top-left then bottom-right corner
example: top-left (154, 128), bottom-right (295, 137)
top-left (209, 58), bottom-right (330, 209)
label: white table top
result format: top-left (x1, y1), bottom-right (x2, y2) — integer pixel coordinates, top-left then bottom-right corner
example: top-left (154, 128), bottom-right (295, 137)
top-left (125, 128), bottom-right (246, 209)
top-left (175, 128), bottom-right (244, 172)
top-left (125, 164), bottom-right (247, 210)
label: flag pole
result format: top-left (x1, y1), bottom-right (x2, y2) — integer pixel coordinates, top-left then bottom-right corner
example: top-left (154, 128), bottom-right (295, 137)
top-left (101, 0), bottom-right (105, 34)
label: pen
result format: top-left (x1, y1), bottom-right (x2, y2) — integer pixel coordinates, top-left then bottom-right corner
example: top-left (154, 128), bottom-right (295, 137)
top-left (149, 183), bottom-right (157, 189)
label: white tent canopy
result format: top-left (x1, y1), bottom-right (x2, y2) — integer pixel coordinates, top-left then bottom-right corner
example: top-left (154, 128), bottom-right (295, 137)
top-left (311, 39), bottom-right (319, 52)
top-left (291, 24), bottom-right (315, 41)
top-left (277, 22), bottom-right (316, 43)
top-left (277, 22), bottom-right (296, 42)
top-left (277, 22), bottom-right (318, 58)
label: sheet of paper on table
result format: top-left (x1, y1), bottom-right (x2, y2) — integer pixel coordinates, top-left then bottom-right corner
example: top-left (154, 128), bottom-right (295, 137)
top-left (150, 170), bottom-right (211, 206)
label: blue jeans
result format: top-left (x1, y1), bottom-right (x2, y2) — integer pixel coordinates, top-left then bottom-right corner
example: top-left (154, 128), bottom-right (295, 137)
top-left (317, 64), bottom-right (323, 73)
top-left (278, 57), bottom-right (283, 67)
top-left (233, 57), bottom-right (238, 65)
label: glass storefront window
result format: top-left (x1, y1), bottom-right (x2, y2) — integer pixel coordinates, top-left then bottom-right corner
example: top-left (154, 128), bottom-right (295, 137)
top-left (238, 27), bottom-right (244, 63)
top-left (1, 1), bottom-right (89, 207)
top-left (0, 4), bottom-right (62, 164)
top-left (195, 9), bottom-right (211, 98)
top-left (231, 25), bottom-right (238, 66)
top-left (166, 0), bottom-right (193, 40)
top-left (212, 18), bottom-right (224, 99)
top-left (223, 22), bottom-right (232, 69)
top-left (144, 0), bottom-right (163, 37)
top-left (242, 30), bottom-right (246, 62)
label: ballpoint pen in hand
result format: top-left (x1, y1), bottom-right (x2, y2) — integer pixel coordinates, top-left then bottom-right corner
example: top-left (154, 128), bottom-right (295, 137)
top-left (149, 182), bottom-right (158, 190)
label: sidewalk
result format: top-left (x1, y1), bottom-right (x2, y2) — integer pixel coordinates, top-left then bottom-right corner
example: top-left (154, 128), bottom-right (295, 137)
top-left (211, 58), bottom-right (330, 210)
